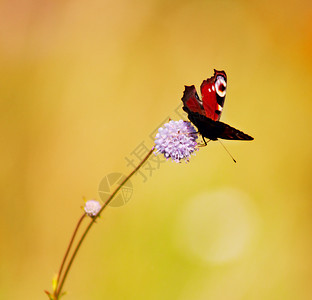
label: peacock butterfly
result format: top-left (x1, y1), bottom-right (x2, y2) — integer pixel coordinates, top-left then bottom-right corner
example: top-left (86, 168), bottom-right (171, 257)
top-left (181, 69), bottom-right (254, 142)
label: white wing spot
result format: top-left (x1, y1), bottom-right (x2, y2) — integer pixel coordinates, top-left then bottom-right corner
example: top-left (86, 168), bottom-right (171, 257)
top-left (215, 76), bottom-right (227, 97)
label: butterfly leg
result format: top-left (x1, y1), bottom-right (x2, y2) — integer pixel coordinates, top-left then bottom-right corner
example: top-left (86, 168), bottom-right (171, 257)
top-left (198, 136), bottom-right (210, 147)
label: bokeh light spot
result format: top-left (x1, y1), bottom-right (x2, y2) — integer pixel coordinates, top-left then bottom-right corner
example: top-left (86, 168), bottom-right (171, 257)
top-left (174, 188), bottom-right (259, 264)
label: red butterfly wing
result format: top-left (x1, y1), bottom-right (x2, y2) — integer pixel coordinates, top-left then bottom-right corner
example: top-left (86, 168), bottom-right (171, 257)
top-left (200, 69), bottom-right (227, 121)
top-left (181, 85), bottom-right (205, 116)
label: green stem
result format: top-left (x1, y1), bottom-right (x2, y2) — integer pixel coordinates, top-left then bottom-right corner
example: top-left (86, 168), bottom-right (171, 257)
top-left (54, 147), bottom-right (154, 298)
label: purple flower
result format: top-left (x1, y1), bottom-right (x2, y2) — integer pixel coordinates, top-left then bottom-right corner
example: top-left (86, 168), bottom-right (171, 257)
top-left (84, 200), bottom-right (101, 217)
top-left (154, 120), bottom-right (198, 163)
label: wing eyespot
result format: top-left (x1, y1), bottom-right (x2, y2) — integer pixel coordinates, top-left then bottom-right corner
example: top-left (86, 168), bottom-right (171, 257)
top-left (215, 76), bottom-right (226, 97)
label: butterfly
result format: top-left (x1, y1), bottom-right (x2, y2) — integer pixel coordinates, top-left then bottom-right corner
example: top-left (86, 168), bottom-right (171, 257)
top-left (181, 69), bottom-right (254, 143)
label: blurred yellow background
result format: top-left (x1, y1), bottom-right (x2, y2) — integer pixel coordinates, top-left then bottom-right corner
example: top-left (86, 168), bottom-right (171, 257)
top-left (0, 0), bottom-right (311, 299)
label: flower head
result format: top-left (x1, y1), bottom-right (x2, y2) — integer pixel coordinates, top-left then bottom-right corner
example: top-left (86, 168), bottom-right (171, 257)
top-left (84, 199), bottom-right (101, 217)
top-left (154, 120), bottom-right (198, 162)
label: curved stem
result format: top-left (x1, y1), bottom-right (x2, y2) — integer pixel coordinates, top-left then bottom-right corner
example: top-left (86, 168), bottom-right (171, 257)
top-left (56, 214), bottom-right (86, 284)
top-left (55, 147), bottom-right (154, 298)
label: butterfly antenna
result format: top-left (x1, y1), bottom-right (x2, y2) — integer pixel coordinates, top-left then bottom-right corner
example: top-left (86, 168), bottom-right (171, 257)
top-left (218, 139), bottom-right (237, 163)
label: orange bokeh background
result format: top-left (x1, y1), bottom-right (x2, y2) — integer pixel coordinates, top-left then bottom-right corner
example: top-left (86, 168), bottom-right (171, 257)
top-left (0, 0), bottom-right (311, 299)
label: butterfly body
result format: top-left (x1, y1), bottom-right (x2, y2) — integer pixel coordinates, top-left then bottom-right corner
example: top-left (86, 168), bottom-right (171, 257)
top-left (181, 69), bottom-right (253, 141)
